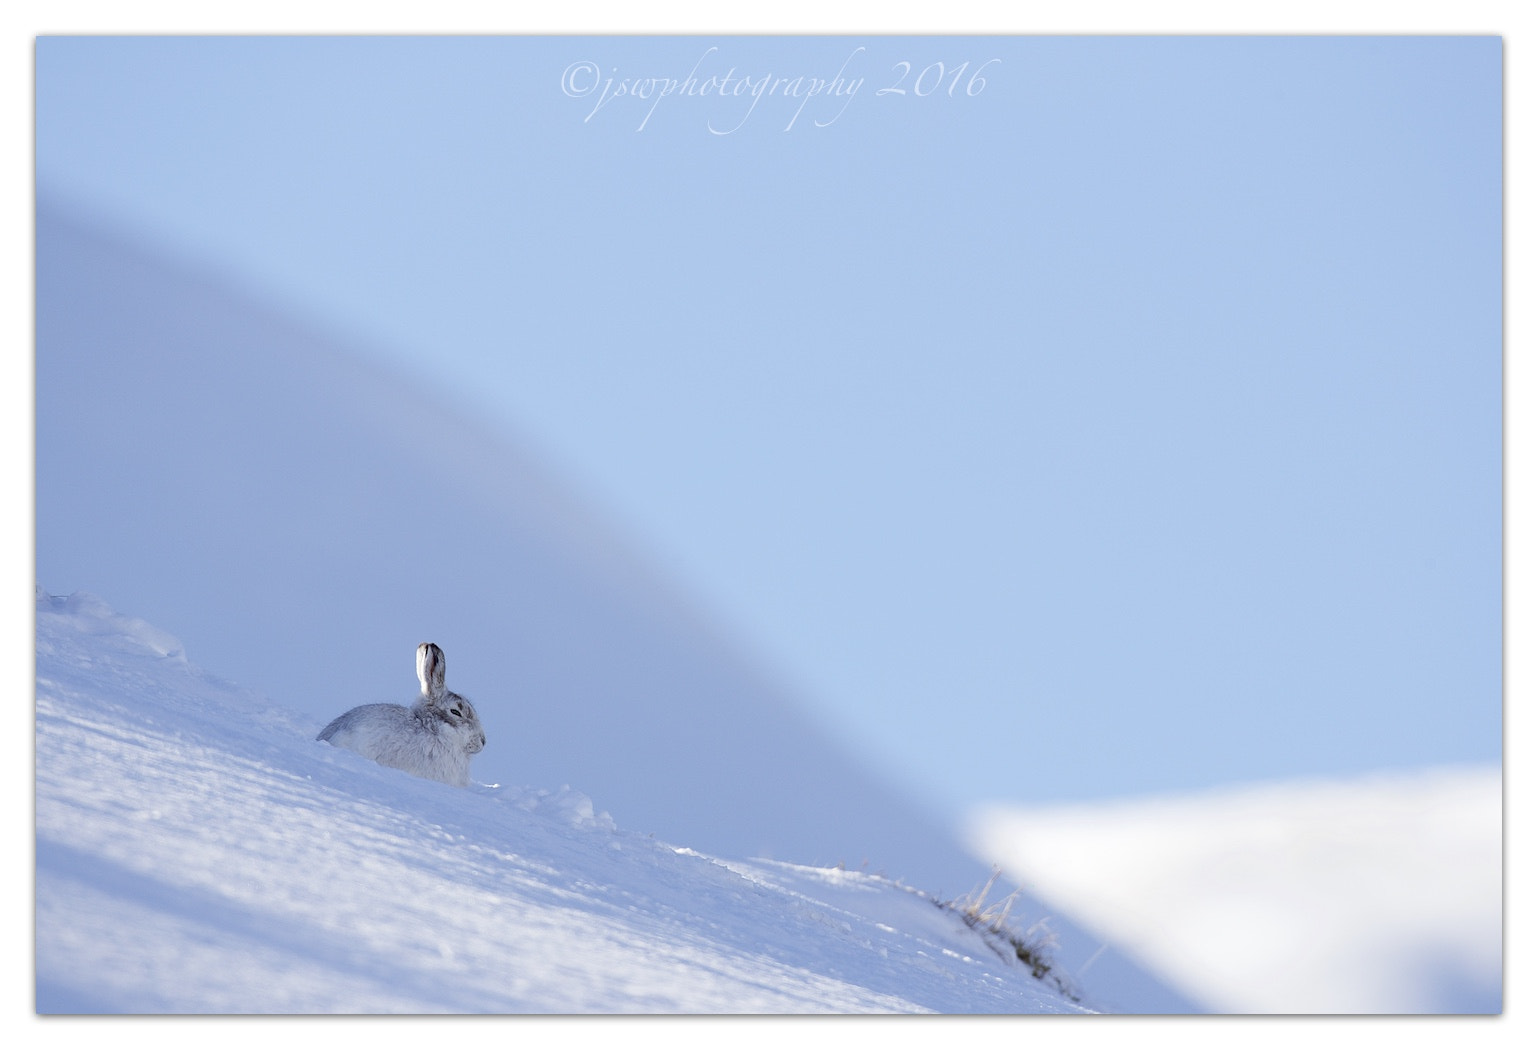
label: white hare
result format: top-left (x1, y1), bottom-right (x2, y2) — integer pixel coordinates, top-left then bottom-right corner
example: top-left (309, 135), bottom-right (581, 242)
top-left (317, 642), bottom-right (486, 787)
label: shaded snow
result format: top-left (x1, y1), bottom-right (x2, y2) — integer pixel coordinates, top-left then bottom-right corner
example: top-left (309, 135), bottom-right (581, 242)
top-left (35, 590), bottom-right (1090, 1014)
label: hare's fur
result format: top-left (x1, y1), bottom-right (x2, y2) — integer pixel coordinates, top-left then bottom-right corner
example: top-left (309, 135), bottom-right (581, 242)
top-left (318, 642), bottom-right (486, 787)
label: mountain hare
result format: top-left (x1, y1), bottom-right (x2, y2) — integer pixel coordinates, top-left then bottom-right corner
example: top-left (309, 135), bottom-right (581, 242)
top-left (317, 642), bottom-right (486, 787)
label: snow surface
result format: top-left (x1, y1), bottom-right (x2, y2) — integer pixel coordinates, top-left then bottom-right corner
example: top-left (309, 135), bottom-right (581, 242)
top-left (967, 768), bottom-right (1503, 1013)
top-left (35, 589), bottom-right (1092, 1014)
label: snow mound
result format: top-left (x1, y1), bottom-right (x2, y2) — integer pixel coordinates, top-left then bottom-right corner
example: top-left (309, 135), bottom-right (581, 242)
top-left (479, 783), bottom-right (618, 833)
top-left (37, 586), bottom-right (186, 660)
top-left (35, 589), bottom-right (1090, 1014)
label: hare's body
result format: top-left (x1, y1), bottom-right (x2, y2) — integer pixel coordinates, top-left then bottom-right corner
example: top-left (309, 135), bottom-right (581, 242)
top-left (318, 643), bottom-right (485, 788)
top-left (317, 702), bottom-right (482, 787)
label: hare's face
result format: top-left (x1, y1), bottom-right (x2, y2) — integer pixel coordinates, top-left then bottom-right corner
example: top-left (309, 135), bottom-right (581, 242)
top-left (442, 695), bottom-right (486, 754)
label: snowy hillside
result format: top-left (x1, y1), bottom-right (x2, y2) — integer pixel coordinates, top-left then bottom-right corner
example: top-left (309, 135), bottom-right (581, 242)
top-left (35, 589), bottom-right (1092, 1014)
top-left (32, 196), bottom-right (1004, 900)
top-left (33, 201), bottom-right (1198, 1012)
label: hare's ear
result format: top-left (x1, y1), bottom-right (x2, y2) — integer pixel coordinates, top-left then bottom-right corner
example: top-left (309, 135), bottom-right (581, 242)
top-left (417, 642), bottom-right (447, 699)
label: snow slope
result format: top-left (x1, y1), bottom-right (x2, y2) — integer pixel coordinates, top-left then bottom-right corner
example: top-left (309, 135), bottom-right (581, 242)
top-left (35, 589), bottom-right (1091, 1014)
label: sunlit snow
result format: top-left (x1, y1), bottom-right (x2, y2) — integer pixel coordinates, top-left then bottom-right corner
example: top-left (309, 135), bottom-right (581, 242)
top-left (966, 767), bottom-right (1502, 1013)
top-left (35, 589), bottom-right (1090, 1014)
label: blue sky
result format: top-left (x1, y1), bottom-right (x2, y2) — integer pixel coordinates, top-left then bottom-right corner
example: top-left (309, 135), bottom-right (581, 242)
top-left (34, 35), bottom-right (1502, 814)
